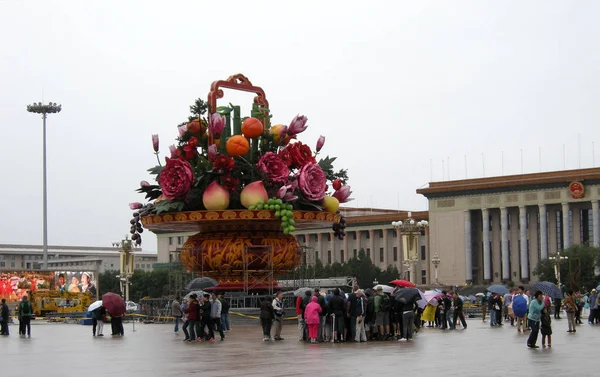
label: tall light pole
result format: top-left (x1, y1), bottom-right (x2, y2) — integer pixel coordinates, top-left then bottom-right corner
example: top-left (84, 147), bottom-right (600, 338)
top-left (549, 251), bottom-right (568, 288)
top-left (392, 213), bottom-right (428, 284)
top-left (113, 236), bottom-right (134, 301)
top-left (431, 253), bottom-right (441, 285)
top-left (27, 102), bottom-right (62, 269)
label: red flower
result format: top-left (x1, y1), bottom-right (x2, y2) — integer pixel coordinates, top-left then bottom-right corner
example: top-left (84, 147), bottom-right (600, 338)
top-left (287, 142), bottom-right (315, 169)
top-left (278, 149), bottom-right (293, 167)
top-left (183, 144), bottom-right (197, 160)
top-left (158, 158), bottom-right (194, 200)
top-left (257, 152), bottom-right (289, 185)
top-left (188, 136), bottom-right (199, 148)
top-left (213, 154), bottom-right (235, 171)
top-left (297, 163), bottom-right (327, 201)
top-left (222, 174), bottom-right (240, 191)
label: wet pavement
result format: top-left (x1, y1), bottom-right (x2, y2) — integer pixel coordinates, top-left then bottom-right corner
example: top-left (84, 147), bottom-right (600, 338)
top-left (1, 316), bottom-right (598, 377)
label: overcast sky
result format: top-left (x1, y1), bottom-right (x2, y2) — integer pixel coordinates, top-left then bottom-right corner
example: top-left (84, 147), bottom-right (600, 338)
top-left (1, 1), bottom-right (599, 251)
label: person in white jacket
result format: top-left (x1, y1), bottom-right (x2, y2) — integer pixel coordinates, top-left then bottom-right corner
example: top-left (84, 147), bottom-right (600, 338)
top-left (210, 293), bottom-right (225, 341)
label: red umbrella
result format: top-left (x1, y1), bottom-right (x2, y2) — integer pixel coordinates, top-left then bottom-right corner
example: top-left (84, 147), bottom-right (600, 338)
top-left (390, 279), bottom-right (416, 288)
top-left (102, 292), bottom-right (126, 317)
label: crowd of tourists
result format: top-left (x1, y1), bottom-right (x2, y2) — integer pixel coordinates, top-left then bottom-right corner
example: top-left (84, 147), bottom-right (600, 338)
top-left (0, 296), bottom-right (33, 337)
top-left (258, 286), bottom-right (470, 343)
top-left (170, 292), bottom-right (230, 343)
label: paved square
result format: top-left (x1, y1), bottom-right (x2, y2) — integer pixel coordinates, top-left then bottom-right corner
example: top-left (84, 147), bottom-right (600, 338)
top-left (0, 317), bottom-right (596, 377)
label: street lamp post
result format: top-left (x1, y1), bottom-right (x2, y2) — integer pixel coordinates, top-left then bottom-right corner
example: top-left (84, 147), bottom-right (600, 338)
top-left (112, 236), bottom-right (135, 301)
top-left (27, 102), bottom-right (62, 269)
top-left (549, 251), bottom-right (568, 288)
top-left (392, 213), bottom-right (428, 284)
top-left (431, 253), bottom-right (441, 285)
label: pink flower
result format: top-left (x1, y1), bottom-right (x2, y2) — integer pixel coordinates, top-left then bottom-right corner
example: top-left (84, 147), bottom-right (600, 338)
top-left (257, 152), bottom-right (289, 185)
top-left (178, 125), bottom-right (187, 137)
top-left (209, 113), bottom-right (225, 135)
top-left (277, 184), bottom-right (298, 202)
top-left (152, 134), bottom-right (159, 153)
top-left (288, 114), bottom-right (308, 135)
top-left (140, 181), bottom-right (150, 187)
top-left (158, 158), bottom-right (194, 200)
top-left (169, 145), bottom-right (177, 158)
top-left (316, 135), bottom-right (325, 152)
top-left (333, 185), bottom-right (354, 203)
top-left (129, 202), bottom-right (143, 210)
top-left (297, 163), bottom-right (327, 201)
top-left (208, 144), bottom-right (218, 161)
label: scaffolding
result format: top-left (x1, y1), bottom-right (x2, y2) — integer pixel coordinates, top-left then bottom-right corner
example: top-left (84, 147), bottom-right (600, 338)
top-left (243, 245), bottom-right (274, 295)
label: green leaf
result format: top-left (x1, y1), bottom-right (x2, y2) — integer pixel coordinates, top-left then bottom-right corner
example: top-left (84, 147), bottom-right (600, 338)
top-left (147, 165), bottom-right (164, 176)
top-left (216, 106), bottom-right (232, 115)
top-left (155, 200), bottom-right (185, 214)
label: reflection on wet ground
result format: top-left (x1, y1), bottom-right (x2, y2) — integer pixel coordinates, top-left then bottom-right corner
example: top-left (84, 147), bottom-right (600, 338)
top-left (0, 317), bottom-right (597, 377)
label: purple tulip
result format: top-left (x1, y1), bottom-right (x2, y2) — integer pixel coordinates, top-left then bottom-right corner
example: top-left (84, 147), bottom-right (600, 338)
top-left (277, 184), bottom-right (298, 202)
top-left (209, 113), bottom-right (225, 135)
top-left (208, 144), bottom-right (218, 161)
top-left (169, 145), bottom-right (177, 158)
top-left (332, 185), bottom-right (354, 203)
top-left (178, 125), bottom-right (187, 137)
top-left (129, 202), bottom-right (143, 210)
top-left (287, 114), bottom-right (308, 135)
top-left (316, 135), bottom-right (325, 152)
top-left (152, 134), bottom-right (159, 153)
top-left (140, 180), bottom-right (150, 187)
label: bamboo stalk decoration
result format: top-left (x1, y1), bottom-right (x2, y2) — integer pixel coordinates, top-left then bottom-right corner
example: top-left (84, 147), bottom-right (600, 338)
top-left (233, 106), bottom-right (241, 135)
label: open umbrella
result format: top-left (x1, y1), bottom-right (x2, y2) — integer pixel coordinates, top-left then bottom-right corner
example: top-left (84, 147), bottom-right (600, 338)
top-left (424, 290), bottom-right (443, 303)
top-left (467, 295), bottom-right (476, 301)
top-left (487, 285), bottom-right (509, 295)
top-left (475, 293), bottom-right (485, 297)
top-left (374, 285), bottom-right (395, 294)
top-left (534, 282), bottom-right (562, 299)
top-left (389, 279), bottom-right (416, 288)
top-left (294, 287), bottom-right (313, 297)
top-left (184, 277), bottom-right (218, 291)
top-left (184, 290), bottom-right (206, 300)
top-left (596, 285), bottom-right (600, 291)
top-left (394, 288), bottom-right (422, 305)
top-left (102, 292), bottom-right (126, 317)
top-left (87, 300), bottom-right (103, 312)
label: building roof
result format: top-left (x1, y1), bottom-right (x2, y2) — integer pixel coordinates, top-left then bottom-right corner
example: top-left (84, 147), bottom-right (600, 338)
top-left (416, 167), bottom-right (600, 198)
top-left (297, 207), bottom-right (428, 229)
top-left (0, 244), bottom-right (156, 257)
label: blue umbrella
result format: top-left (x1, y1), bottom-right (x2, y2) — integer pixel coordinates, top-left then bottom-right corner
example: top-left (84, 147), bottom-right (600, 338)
top-left (513, 294), bottom-right (528, 318)
top-left (487, 285), bottom-right (509, 295)
top-left (597, 285), bottom-right (600, 291)
top-left (468, 295), bottom-right (476, 301)
top-left (534, 281), bottom-right (562, 299)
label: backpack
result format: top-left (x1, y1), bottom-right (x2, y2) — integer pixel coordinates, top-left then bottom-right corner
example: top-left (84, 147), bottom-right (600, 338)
top-left (380, 294), bottom-right (391, 312)
top-left (20, 301), bottom-right (32, 316)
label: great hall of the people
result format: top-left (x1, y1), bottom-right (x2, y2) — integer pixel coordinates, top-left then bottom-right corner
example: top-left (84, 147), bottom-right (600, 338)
top-left (156, 167), bottom-right (600, 287)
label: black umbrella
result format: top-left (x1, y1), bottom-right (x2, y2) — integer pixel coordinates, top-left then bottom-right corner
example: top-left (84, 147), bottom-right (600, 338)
top-left (534, 281), bottom-right (562, 299)
top-left (184, 277), bottom-right (218, 291)
top-left (394, 288), bottom-right (421, 305)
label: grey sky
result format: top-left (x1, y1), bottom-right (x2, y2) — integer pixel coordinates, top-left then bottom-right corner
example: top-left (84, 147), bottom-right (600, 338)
top-left (1, 1), bottom-right (599, 251)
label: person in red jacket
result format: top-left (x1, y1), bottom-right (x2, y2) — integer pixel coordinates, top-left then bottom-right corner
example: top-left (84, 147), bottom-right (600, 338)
top-left (296, 295), bottom-right (304, 341)
top-left (182, 295), bottom-right (199, 342)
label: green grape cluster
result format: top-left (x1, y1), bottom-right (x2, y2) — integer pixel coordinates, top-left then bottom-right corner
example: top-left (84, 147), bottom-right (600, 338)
top-left (249, 197), bottom-right (295, 234)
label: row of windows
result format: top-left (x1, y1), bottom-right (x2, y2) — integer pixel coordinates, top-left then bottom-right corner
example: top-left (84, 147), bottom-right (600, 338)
top-left (168, 236), bottom-right (185, 245)
top-left (135, 264), bottom-right (153, 269)
top-left (321, 245), bottom-right (427, 264)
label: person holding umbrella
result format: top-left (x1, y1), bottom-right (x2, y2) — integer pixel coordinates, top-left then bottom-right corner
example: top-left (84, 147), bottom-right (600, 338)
top-left (526, 291), bottom-right (544, 348)
top-left (541, 295), bottom-right (552, 347)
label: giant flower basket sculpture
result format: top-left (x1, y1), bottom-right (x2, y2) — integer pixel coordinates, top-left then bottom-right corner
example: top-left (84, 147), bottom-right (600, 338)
top-left (130, 74), bottom-right (352, 290)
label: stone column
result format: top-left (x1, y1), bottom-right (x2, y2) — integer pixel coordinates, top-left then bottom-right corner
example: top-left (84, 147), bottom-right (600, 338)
top-left (343, 233), bottom-right (349, 263)
top-left (519, 206), bottom-right (528, 280)
top-left (464, 210), bottom-right (473, 282)
top-left (482, 208), bottom-right (491, 282)
top-left (382, 229), bottom-right (389, 267)
top-left (369, 230), bottom-right (375, 262)
top-left (539, 204), bottom-right (548, 260)
top-left (330, 232), bottom-right (336, 263)
top-left (500, 207), bottom-right (509, 280)
top-left (355, 231), bottom-right (361, 255)
top-left (562, 202), bottom-right (570, 250)
top-left (593, 200), bottom-right (600, 248)
top-left (317, 233), bottom-right (324, 264)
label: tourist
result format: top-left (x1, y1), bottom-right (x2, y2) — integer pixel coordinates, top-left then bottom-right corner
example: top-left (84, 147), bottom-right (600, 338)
top-left (260, 296), bottom-right (274, 341)
top-left (374, 286), bottom-right (391, 340)
top-left (172, 297), bottom-right (182, 334)
top-left (18, 296), bottom-right (32, 338)
top-left (401, 299), bottom-right (416, 340)
top-left (210, 292), bottom-right (225, 341)
top-left (92, 306), bottom-right (106, 337)
top-left (452, 292), bottom-right (467, 329)
top-left (328, 288), bottom-right (346, 342)
top-left (481, 293), bottom-right (488, 322)
top-left (198, 294), bottom-right (214, 341)
top-left (553, 296), bottom-right (562, 319)
top-left (422, 302), bottom-right (436, 328)
top-left (182, 295), bottom-right (198, 342)
top-left (272, 291), bottom-right (285, 341)
top-left (354, 289), bottom-right (367, 342)
top-left (514, 286), bottom-right (529, 333)
top-left (304, 296), bottom-right (322, 344)
top-left (300, 290), bottom-right (312, 341)
top-left (315, 288), bottom-right (327, 342)
top-left (574, 291), bottom-right (584, 325)
top-left (0, 298), bottom-right (9, 336)
top-left (526, 291), bottom-right (544, 348)
top-left (541, 295), bottom-right (552, 348)
top-left (589, 289), bottom-right (598, 324)
top-left (219, 294), bottom-right (231, 332)
top-left (504, 289), bottom-right (514, 326)
top-left (564, 290), bottom-right (577, 333)
top-left (295, 291), bottom-right (305, 341)
top-left (489, 293), bottom-right (498, 326)
top-left (346, 285), bottom-right (359, 341)
top-left (440, 291), bottom-right (452, 329)
top-left (365, 290), bottom-right (375, 340)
